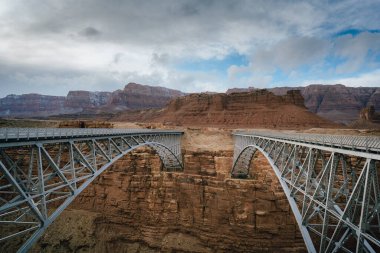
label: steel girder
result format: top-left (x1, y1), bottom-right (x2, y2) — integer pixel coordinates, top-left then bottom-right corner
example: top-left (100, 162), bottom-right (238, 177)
top-left (232, 132), bottom-right (380, 253)
top-left (0, 128), bottom-right (183, 252)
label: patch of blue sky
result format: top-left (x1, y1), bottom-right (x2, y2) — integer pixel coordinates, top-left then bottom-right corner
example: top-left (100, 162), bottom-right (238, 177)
top-left (176, 52), bottom-right (249, 75)
top-left (334, 28), bottom-right (380, 37)
top-left (324, 55), bottom-right (348, 70)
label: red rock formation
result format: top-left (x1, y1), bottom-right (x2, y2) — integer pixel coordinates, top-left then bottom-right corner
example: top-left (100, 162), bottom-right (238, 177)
top-left (31, 147), bottom-right (306, 252)
top-left (0, 94), bottom-right (67, 117)
top-left (65, 91), bottom-right (112, 110)
top-left (360, 105), bottom-right (376, 121)
top-left (350, 105), bottom-right (380, 129)
top-left (108, 83), bottom-right (184, 110)
top-left (228, 84), bottom-right (380, 125)
top-left (116, 89), bottom-right (338, 129)
top-left (0, 83), bottom-right (184, 118)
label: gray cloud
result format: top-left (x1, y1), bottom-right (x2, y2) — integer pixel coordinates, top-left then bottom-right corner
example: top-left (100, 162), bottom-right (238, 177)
top-left (334, 32), bottom-right (380, 73)
top-left (80, 27), bottom-right (101, 38)
top-left (250, 37), bottom-right (330, 72)
top-left (0, 0), bottom-right (380, 96)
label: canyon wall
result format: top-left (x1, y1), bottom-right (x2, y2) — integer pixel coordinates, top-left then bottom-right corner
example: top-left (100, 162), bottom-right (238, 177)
top-left (115, 89), bottom-right (337, 129)
top-left (31, 129), bottom-right (306, 253)
top-left (227, 84), bottom-right (380, 124)
top-left (2, 83), bottom-right (378, 125)
top-left (0, 83), bottom-right (184, 118)
top-left (0, 94), bottom-right (68, 117)
top-left (110, 83), bottom-right (184, 110)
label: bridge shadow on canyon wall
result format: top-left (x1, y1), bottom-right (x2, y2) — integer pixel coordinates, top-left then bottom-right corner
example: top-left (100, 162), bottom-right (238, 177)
top-left (28, 142), bottom-right (306, 253)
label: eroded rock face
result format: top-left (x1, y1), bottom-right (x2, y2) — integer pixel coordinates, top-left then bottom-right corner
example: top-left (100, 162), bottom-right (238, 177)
top-left (301, 84), bottom-right (376, 124)
top-left (109, 83), bottom-right (184, 110)
top-left (0, 83), bottom-right (184, 118)
top-left (350, 105), bottom-right (380, 129)
top-left (227, 84), bottom-right (380, 124)
top-left (0, 94), bottom-right (67, 117)
top-left (65, 91), bottom-right (112, 110)
top-left (33, 148), bottom-right (306, 253)
top-left (122, 89), bottom-right (336, 129)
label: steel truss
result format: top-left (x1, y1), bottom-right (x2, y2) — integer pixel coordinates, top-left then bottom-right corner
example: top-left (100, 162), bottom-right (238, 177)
top-left (232, 132), bottom-right (380, 253)
top-left (0, 128), bottom-right (183, 252)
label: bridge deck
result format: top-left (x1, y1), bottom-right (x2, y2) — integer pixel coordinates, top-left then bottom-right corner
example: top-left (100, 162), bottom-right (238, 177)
top-left (0, 127), bottom-right (184, 252)
top-left (0, 128), bottom-right (183, 143)
top-left (232, 131), bottom-right (380, 253)
top-left (234, 130), bottom-right (380, 154)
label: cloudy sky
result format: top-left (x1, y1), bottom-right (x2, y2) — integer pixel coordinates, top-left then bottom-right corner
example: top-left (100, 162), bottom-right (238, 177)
top-left (0, 0), bottom-right (380, 96)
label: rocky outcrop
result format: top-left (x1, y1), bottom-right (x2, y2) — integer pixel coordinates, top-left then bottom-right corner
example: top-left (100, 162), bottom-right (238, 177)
top-left (227, 84), bottom-right (380, 125)
top-left (65, 91), bottom-right (112, 110)
top-left (300, 85), bottom-right (377, 124)
top-left (350, 105), bottom-right (380, 129)
top-left (360, 106), bottom-right (376, 121)
top-left (31, 145), bottom-right (306, 252)
top-left (3, 83), bottom-right (379, 125)
top-left (109, 83), bottom-right (184, 110)
top-left (272, 84), bottom-right (378, 124)
top-left (0, 83), bottom-right (184, 118)
top-left (116, 89), bottom-right (337, 129)
top-left (0, 94), bottom-right (68, 117)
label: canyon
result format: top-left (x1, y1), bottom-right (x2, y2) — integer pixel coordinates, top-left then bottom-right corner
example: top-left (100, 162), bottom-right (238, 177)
top-left (28, 128), bottom-right (306, 253)
top-left (1, 83), bottom-right (379, 126)
top-left (1, 84), bottom-right (378, 252)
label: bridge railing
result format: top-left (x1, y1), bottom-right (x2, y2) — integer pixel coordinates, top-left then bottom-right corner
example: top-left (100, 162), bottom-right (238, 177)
top-left (234, 130), bottom-right (380, 152)
top-left (0, 128), bottom-right (183, 142)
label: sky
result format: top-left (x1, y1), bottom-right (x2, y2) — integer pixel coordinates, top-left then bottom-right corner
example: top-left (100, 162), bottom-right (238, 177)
top-left (0, 0), bottom-right (380, 96)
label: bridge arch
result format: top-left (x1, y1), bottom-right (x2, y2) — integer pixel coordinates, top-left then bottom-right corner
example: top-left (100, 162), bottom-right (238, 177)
top-left (232, 132), bottom-right (380, 253)
top-left (232, 144), bottom-right (315, 252)
top-left (0, 128), bottom-right (183, 252)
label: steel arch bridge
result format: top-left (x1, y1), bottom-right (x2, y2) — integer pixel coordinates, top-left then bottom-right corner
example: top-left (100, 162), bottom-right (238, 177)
top-left (0, 128), bottom-right (183, 252)
top-left (232, 131), bottom-right (380, 253)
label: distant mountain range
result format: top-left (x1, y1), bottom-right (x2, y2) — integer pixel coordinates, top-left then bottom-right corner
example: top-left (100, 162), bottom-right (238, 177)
top-left (227, 84), bottom-right (380, 124)
top-left (0, 83), bottom-right (184, 118)
top-left (114, 89), bottom-right (337, 129)
top-left (1, 83), bottom-right (379, 125)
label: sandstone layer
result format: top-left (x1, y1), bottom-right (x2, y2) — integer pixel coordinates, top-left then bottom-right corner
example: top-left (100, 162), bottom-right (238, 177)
top-left (30, 137), bottom-right (306, 253)
top-left (0, 83), bottom-right (184, 118)
top-left (349, 105), bottom-right (380, 129)
top-left (115, 90), bottom-right (337, 129)
top-left (227, 84), bottom-right (380, 124)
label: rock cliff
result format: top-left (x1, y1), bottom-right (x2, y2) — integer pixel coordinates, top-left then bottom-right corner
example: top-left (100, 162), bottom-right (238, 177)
top-left (0, 94), bottom-right (68, 117)
top-left (350, 105), bottom-right (380, 129)
top-left (30, 129), bottom-right (306, 252)
top-left (227, 84), bottom-right (380, 124)
top-left (3, 83), bottom-right (379, 125)
top-left (65, 91), bottom-right (112, 110)
top-left (109, 83), bottom-right (184, 110)
top-left (116, 89), bottom-right (338, 129)
top-left (0, 83), bottom-right (184, 118)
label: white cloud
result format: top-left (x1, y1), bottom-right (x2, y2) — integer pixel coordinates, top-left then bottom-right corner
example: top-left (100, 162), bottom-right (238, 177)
top-left (250, 37), bottom-right (330, 73)
top-left (334, 32), bottom-right (380, 73)
top-left (300, 69), bottom-right (380, 87)
top-left (0, 0), bottom-right (379, 96)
